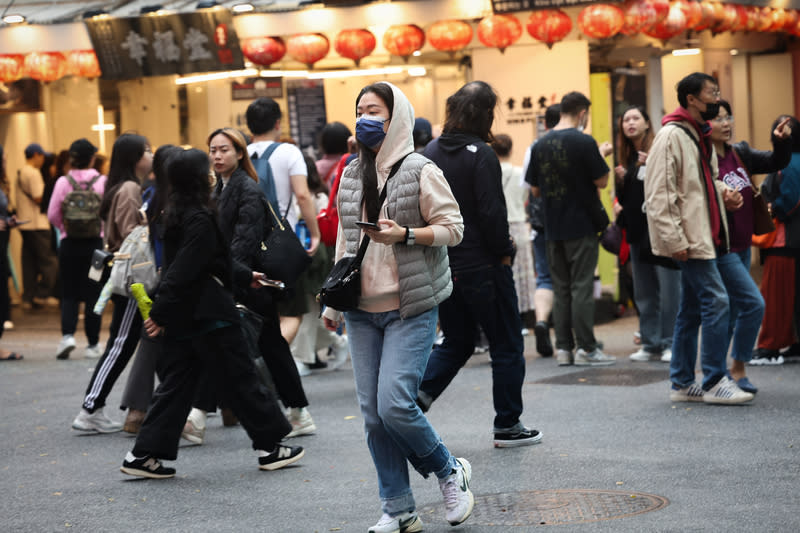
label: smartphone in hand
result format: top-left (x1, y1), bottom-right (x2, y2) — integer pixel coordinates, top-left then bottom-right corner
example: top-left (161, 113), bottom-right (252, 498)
top-left (258, 278), bottom-right (286, 290)
top-left (355, 221), bottom-right (380, 230)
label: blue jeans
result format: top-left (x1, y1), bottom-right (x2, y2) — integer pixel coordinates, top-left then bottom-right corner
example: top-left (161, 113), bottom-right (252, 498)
top-left (533, 231), bottom-right (552, 291)
top-left (345, 307), bottom-right (456, 516)
top-left (421, 264), bottom-right (525, 429)
top-left (671, 258), bottom-right (730, 390)
top-left (719, 250), bottom-right (765, 363)
top-left (629, 242), bottom-right (681, 353)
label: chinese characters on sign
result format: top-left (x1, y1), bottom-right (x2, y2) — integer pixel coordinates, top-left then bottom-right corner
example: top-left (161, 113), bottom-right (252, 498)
top-left (85, 11), bottom-right (244, 80)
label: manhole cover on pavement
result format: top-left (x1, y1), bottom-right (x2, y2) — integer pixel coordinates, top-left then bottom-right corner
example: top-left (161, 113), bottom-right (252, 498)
top-left (418, 489), bottom-right (668, 526)
top-left (533, 368), bottom-right (668, 387)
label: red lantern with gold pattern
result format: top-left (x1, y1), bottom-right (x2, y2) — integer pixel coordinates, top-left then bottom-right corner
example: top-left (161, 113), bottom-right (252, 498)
top-left (644, 3), bottom-right (687, 41)
top-left (241, 36), bottom-right (286, 67)
top-left (675, 0), bottom-right (702, 30)
top-left (383, 24), bottom-right (425, 59)
top-left (526, 9), bottom-right (572, 47)
top-left (427, 20), bottom-right (473, 54)
top-left (578, 4), bottom-right (625, 39)
top-left (24, 51), bottom-right (67, 82)
top-left (710, 3), bottom-right (740, 34)
top-left (66, 50), bottom-right (102, 78)
top-left (621, 0), bottom-right (661, 36)
top-left (0, 54), bottom-right (25, 83)
top-left (334, 29), bottom-right (376, 66)
top-left (286, 33), bottom-right (330, 68)
top-left (477, 14), bottom-right (522, 52)
top-left (694, 1), bottom-right (721, 31)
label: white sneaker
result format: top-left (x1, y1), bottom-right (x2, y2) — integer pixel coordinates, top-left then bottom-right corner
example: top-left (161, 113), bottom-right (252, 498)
top-left (181, 418), bottom-right (206, 445)
top-left (72, 408), bottom-right (123, 433)
top-left (286, 407), bottom-right (316, 438)
top-left (439, 457), bottom-right (474, 526)
top-left (660, 349), bottom-right (672, 363)
top-left (294, 358), bottom-right (311, 377)
top-left (56, 335), bottom-right (77, 360)
top-left (556, 349), bottom-right (573, 366)
top-left (84, 344), bottom-right (102, 359)
top-left (703, 375), bottom-right (754, 405)
top-left (329, 336), bottom-right (350, 371)
top-left (575, 348), bottom-right (616, 366)
top-left (670, 383), bottom-right (705, 402)
top-left (3, 320), bottom-right (13, 330)
top-left (629, 348), bottom-right (661, 362)
top-left (368, 512), bottom-right (423, 533)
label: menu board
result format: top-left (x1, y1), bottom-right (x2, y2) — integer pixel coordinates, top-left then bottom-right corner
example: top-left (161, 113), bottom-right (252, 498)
top-left (286, 79), bottom-right (327, 150)
top-left (85, 10), bottom-right (244, 80)
top-left (232, 77), bottom-right (283, 100)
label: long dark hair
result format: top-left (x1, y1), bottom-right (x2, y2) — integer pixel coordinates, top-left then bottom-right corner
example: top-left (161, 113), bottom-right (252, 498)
top-left (355, 82), bottom-right (394, 223)
top-left (99, 133), bottom-right (149, 220)
top-left (164, 148), bottom-right (213, 230)
top-left (442, 81), bottom-right (497, 142)
top-left (616, 105), bottom-right (654, 169)
top-left (55, 150), bottom-right (70, 179)
top-left (149, 144), bottom-right (181, 228)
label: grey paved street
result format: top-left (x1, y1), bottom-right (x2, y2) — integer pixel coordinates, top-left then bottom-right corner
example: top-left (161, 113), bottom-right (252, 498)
top-left (2, 305), bottom-right (799, 532)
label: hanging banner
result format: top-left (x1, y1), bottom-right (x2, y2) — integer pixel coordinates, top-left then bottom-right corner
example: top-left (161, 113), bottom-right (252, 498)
top-left (287, 79), bottom-right (327, 151)
top-left (491, 0), bottom-right (615, 12)
top-left (84, 10), bottom-right (244, 80)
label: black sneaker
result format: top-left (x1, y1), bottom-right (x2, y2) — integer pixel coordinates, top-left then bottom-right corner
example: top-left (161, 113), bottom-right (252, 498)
top-left (493, 427), bottom-right (543, 448)
top-left (533, 321), bottom-right (553, 357)
top-left (258, 444), bottom-right (305, 471)
top-left (120, 454), bottom-right (176, 479)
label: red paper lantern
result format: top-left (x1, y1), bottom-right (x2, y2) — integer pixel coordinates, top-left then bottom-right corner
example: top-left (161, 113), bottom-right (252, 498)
top-left (675, 0), bottom-right (703, 30)
top-left (620, 0), bottom-right (662, 36)
top-left (286, 33), bottom-right (330, 68)
top-left (334, 29), bottom-right (376, 66)
top-left (0, 54), bottom-right (25, 83)
top-left (427, 20), bottom-right (473, 53)
top-left (526, 10), bottom-right (572, 48)
top-left (693, 1), bottom-right (721, 31)
top-left (650, 0), bottom-right (670, 22)
top-left (781, 10), bottom-right (799, 33)
top-left (24, 51), bottom-right (67, 82)
top-left (730, 5), bottom-right (750, 32)
top-left (644, 3), bottom-right (688, 41)
top-left (382, 24), bottom-right (425, 58)
top-left (241, 36), bottom-right (286, 67)
top-left (477, 14), bottom-right (522, 52)
top-left (578, 4), bottom-right (625, 39)
top-left (766, 8), bottom-right (791, 32)
top-left (66, 50), bottom-right (102, 78)
top-left (710, 3), bottom-right (740, 34)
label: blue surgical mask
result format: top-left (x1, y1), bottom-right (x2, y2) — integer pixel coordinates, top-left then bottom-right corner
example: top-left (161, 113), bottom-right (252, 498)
top-left (356, 116), bottom-right (387, 149)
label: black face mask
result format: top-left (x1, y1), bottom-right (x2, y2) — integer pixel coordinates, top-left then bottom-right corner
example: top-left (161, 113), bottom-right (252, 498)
top-left (700, 102), bottom-right (720, 122)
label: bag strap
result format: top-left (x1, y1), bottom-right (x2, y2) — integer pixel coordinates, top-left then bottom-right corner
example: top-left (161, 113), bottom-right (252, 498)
top-left (352, 154), bottom-right (408, 264)
top-left (325, 155), bottom-right (349, 212)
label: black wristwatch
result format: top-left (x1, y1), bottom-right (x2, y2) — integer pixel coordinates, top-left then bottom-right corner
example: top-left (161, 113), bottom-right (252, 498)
top-left (403, 226), bottom-right (416, 246)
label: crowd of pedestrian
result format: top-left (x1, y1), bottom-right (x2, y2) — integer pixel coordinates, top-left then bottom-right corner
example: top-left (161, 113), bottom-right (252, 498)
top-left (1, 71), bottom-right (798, 531)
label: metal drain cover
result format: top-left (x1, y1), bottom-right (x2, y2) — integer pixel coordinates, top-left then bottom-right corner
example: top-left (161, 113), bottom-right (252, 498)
top-left (533, 368), bottom-right (669, 387)
top-left (418, 489), bottom-right (669, 526)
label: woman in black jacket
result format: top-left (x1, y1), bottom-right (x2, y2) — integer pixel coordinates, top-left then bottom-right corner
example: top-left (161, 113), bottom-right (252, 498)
top-left (120, 148), bottom-right (302, 479)
top-left (180, 128), bottom-right (314, 445)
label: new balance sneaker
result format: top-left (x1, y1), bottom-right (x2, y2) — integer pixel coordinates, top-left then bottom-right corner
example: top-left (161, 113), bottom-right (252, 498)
top-left (286, 407), bottom-right (316, 438)
top-left (56, 334), bottom-right (76, 360)
top-left (258, 444), bottom-right (305, 471)
top-left (703, 375), bottom-right (754, 405)
top-left (660, 348), bottom-right (672, 363)
top-left (534, 321), bottom-right (554, 357)
top-left (181, 418), bottom-right (205, 445)
top-left (749, 348), bottom-right (784, 366)
top-left (439, 458), bottom-right (474, 526)
top-left (670, 383), bottom-right (705, 402)
top-left (120, 452), bottom-right (175, 479)
top-left (556, 349), bottom-right (573, 366)
top-left (72, 408), bottom-right (123, 433)
top-left (493, 426), bottom-right (543, 448)
top-left (629, 348), bottom-right (662, 362)
top-left (368, 512), bottom-right (423, 533)
top-left (575, 348), bottom-right (616, 366)
top-left (84, 344), bottom-right (102, 359)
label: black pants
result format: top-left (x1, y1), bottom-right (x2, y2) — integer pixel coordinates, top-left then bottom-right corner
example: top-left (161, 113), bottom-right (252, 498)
top-left (59, 237), bottom-right (103, 344)
top-left (0, 231), bottom-right (9, 339)
top-left (132, 325), bottom-right (292, 461)
top-left (82, 295), bottom-right (142, 412)
top-left (21, 229), bottom-right (57, 302)
top-left (120, 328), bottom-right (162, 412)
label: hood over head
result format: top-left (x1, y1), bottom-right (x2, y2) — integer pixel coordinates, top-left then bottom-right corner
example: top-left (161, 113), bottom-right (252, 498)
top-left (373, 81), bottom-right (415, 171)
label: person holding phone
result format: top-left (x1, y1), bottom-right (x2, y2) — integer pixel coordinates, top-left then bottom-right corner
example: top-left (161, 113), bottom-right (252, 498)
top-left (323, 82), bottom-right (469, 532)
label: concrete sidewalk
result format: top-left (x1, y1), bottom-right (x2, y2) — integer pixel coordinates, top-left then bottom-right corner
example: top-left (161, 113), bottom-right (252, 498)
top-left (2, 306), bottom-right (798, 532)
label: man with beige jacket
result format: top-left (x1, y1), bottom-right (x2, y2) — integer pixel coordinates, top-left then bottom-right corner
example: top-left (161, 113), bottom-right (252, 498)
top-left (645, 72), bottom-right (753, 405)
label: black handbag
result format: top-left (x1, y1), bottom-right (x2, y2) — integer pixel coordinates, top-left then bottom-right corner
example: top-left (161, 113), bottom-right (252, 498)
top-left (236, 304), bottom-right (277, 396)
top-left (257, 199), bottom-right (311, 288)
top-left (318, 156), bottom-right (405, 312)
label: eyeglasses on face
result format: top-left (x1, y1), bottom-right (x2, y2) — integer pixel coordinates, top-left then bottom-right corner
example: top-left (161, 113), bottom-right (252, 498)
top-left (713, 115), bottom-right (734, 123)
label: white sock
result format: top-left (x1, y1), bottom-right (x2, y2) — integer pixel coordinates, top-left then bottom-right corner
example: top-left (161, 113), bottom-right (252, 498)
top-left (125, 451), bottom-right (144, 462)
top-left (188, 408), bottom-right (207, 429)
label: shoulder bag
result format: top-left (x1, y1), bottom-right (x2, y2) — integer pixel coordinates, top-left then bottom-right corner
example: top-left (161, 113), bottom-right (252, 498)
top-left (318, 156), bottom-right (405, 312)
top-left (257, 197), bottom-right (311, 288)
top-left (730, 148), bottom-right (775, 236)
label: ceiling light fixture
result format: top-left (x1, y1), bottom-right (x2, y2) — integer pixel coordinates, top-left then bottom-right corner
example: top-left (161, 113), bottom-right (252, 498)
top-left (671, 48), bottom-right (700, 57)
top-left (175, 69), bottom-right (259, 85)
top-left (2, 14), bottom-right (25, 24)
top-left (232, 3), bottom-right (255, 13)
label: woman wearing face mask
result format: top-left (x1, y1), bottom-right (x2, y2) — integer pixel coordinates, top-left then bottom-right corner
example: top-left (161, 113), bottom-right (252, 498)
top-left (710, 101), bottom-right (792, 390)
top-left (322, 82), bottom-right (468, 533)
top-left (614, 106), bottom-right (681, 363)
top-left (71, 133), bottom-right (153, 433)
